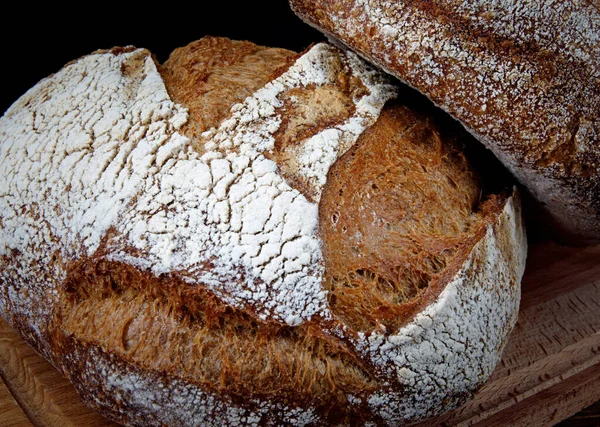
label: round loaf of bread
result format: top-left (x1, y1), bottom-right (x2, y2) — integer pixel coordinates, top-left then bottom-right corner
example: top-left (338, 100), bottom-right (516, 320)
top-left (0, 37), bottom-right (526, 426)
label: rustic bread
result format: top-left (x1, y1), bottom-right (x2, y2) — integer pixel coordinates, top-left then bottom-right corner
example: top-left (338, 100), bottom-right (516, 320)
top-left (0, 37), bottom-right (526, 426)
top-left (289, 0), bottom-right (600, 244)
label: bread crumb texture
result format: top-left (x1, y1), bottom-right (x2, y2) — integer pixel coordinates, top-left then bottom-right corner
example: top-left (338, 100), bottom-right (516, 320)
top-left (290, 0), bottom-right (600, 242)
top-left (0, 37), bottom-right (526, 425)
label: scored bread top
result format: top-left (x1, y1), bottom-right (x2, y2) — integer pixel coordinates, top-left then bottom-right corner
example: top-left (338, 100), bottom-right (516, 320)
top-left (0, 39), bottom-right (397, 331)
top-left (105, 39), bottom-right (398, 327)
top-left (0, 37), bottom-right (526, 425)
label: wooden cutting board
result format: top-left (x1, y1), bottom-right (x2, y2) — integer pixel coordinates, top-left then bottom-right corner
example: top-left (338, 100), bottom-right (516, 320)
top-left (1, 239), bottom-right (599, 427)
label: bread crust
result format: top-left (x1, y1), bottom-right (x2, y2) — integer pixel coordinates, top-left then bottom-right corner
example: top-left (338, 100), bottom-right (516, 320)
top-left (45, 190), bottom-right (525, 427)
top-left (289, 0), bottom-right (600, 244)
top-left (0, 38), bottom-right (526, 425)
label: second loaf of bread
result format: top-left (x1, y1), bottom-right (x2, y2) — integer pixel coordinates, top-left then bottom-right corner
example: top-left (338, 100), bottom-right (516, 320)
top-left (289, 0), bottom-right (600, 244)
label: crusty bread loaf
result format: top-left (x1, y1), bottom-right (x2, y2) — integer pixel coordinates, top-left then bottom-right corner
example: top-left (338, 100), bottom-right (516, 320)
top-left (289, 0), bottom-right (600, 244)
top-left (0, 37), bottom-right (526, 426)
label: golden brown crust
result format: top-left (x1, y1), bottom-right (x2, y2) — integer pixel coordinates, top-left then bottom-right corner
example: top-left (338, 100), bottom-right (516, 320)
top-left (50, 94), bottom-right (503, 412)
top-left (319, 102), bottom-right (487, 331)
top-left (0, 36), bottom-right (527, 426)
top-left (160, 36), bottom-right (297, 151)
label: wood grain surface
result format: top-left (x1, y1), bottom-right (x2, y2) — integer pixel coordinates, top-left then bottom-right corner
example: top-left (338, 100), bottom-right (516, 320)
top-left (0, 319), bottom-right (118, 427)
top-left (0, 377), bottom-right (32, 427)
top-left (0, 240), bottom-right (599, 426)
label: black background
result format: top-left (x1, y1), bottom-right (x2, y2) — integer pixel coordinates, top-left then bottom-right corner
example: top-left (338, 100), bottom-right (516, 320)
top-left (0, 2), bottom-right (326, 115)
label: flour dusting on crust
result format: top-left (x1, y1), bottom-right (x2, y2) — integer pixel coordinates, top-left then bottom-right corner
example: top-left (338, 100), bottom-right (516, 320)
top-left (64, 342), bottom-right (319, 427)
top-left (354, 196), bottom-right (525, 423)
top-left (107, 43), bottom-right (397, 325)
top-left (0, 36), bottom-right (526, 426)
top-left (0, 48), bottom-right (188, 349)
top-left (0, 43), bottom-right (397, 334)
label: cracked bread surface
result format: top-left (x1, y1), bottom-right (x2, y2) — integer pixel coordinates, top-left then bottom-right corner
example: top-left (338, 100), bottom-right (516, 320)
top-left (0, 36), bottom-right (526, 426)
top-left (289, 0), bottom-right (600, 244)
